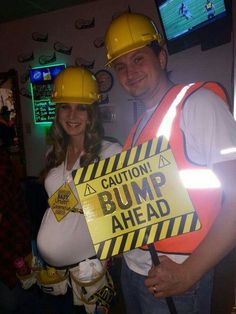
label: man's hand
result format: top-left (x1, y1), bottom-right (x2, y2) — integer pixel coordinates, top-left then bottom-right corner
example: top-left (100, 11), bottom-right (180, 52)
top-left (145, 160), bottom-right (236, 299)
top-left (144, 255), bottom-right (196, 298)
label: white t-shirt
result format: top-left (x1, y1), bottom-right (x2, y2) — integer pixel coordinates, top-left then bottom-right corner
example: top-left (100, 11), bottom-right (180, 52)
top-left (37, 140), bottom-right (121, 267)
top-left (124, 87), bottom-right (236, 276)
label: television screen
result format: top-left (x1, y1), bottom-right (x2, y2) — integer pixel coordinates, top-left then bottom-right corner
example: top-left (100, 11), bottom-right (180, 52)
top-left (155, 0), bottom-right (231, 54)
top-left (29, 64), bottom-right (65, 84)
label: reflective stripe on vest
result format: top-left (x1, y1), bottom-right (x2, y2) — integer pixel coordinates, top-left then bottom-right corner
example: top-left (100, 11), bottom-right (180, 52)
top-left (157, 83), bottom-right (221, 190)
top-left (157, 83), bottom-right (194, 141)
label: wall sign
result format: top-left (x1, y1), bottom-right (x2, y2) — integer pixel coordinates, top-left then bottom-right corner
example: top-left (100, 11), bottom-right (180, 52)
top-left (34, 100), bottom-right (55, 123)
top-left (30, 63), bottom-right (65, 124)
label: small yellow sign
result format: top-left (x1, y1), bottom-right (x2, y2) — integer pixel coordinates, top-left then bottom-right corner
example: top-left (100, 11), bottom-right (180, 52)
top-left (73, 136), bottom-right (201, 259)
top-left (49, 182), bottom-right (78, 222)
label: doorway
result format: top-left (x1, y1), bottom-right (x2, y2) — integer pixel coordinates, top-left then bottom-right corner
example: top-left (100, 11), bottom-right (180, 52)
top-left (0, 69), bottom-right (26, 178)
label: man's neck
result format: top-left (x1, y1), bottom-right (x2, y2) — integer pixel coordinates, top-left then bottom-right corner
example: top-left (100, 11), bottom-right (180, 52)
top-left (144, 79), bottom-right (174, 110)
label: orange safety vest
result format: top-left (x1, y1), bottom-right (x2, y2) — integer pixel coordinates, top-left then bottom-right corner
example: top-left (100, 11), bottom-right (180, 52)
top-left (123, 82), bottom-right (228, 254)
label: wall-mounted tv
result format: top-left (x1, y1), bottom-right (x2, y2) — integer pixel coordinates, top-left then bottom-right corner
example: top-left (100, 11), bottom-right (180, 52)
top-left (155, 0), bottom-right (232, 54)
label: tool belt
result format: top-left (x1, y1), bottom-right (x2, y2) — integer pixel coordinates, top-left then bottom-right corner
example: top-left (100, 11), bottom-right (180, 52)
top-left (35, 257), bottom-right (115, 313)
top-left (16, 254), bottom-right (116, 312)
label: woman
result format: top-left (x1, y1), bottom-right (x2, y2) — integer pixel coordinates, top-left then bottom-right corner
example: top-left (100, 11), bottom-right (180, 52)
top-left (37, 66), bottom-right (121, 314)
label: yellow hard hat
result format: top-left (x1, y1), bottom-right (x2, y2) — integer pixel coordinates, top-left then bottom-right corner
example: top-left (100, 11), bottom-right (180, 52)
top-left (52, 66), bottom-right (100, 105)
top-left (105, 13), bottom-right (164, 65)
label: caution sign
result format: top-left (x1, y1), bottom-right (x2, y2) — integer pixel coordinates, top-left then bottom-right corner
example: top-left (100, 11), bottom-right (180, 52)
top-left (49, 182), bottom-right (78, 222)
top-left (73, 136), bottom-right (201, 260)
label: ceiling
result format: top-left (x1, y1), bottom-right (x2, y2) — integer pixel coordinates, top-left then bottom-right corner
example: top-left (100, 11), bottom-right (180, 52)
top-left (0, 0), bottom-right (98, 24)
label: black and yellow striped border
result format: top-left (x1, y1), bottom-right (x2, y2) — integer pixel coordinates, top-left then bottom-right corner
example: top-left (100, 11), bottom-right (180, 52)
top-left (73, 136), bottom-right (170, 185)
top-left (95, 211), bottom-right (200, 260)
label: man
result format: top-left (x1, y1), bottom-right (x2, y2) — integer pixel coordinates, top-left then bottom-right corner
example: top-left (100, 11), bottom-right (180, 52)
top-left (104, 12), bottom-right (236, 314)
top-left (0, 106), bottom-right (15, 148)
top-left (205, 0), bottom-right (215, 19)
top-left (179, 2), bottom-right (193, 20)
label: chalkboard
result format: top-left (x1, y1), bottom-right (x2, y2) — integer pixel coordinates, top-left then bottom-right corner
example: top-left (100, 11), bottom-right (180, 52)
top-left (34, 100), bottom-right (55, 123)
top-left (30, 64), bottom-right (65, 124)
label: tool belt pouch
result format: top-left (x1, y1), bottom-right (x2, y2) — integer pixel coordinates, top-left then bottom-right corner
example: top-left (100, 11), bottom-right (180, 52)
top-left (70, 259), bottom-right (115, 311)
top-left (16, 271), bottom-right (37, 290)
top-left (37, 270), bottom-right (69, 296)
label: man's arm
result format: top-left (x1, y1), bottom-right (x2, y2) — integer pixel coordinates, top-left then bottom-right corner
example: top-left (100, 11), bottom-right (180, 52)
top-left (145, 159), bottom-right (236, 297)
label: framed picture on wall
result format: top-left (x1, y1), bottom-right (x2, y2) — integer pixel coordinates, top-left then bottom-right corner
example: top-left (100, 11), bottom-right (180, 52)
top-left (95, 69), bottom-right (114, 93)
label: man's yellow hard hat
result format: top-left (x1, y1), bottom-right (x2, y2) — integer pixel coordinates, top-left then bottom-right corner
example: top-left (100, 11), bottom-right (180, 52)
top-left (105, 13), bottom-right (164, 65)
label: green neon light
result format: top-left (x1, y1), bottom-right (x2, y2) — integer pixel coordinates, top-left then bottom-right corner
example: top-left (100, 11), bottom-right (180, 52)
top-left (30, 63), bottom-right (65, 125)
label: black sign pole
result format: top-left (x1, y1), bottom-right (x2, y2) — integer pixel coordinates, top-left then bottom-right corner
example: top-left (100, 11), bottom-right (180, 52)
top-left (148, 244), bottom-right (178, 314)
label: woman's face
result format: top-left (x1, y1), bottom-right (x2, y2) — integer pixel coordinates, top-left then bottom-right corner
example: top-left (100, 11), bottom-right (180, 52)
top-left (57, 103), bottom-right (89, 137)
